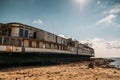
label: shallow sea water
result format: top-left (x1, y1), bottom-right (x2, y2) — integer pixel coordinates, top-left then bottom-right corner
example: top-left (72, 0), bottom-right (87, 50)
top-left (109, 58), bottom-right (120, 68)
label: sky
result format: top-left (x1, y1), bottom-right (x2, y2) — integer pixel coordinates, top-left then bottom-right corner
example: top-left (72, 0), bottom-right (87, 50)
top-left (0, 0), bottom-right (120, 57)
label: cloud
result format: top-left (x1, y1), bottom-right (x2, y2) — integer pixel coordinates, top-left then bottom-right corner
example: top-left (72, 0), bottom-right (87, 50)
top-left (109, 4), bottom-right (120, 14)
top-left (58, 34), bottom-right (66, 38)
top-left (58, 34), bottom-right (76, 40)
top-left (97, 4), bottom-right (120, 25)
top-left (103, 4), bottom-right (120, 14)
top-left (81, 38), bottom-right (120, 58)
top-left (32, 19), bottom-right (44, 25)
top-left (96, 14), bottom-right (117, 24)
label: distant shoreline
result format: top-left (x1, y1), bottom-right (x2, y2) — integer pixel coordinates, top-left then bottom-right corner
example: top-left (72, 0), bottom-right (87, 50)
top-left (91, 57), bottom-right (120, 69)
top-left (108, 58), bottom-right (120, 69)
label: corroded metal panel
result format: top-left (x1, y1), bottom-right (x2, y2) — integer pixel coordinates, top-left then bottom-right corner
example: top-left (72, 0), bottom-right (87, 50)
top-left (44, 32), bottom-right (56, 43)
top-left (13, 46), bottom-right (22, 52)
top-left (0, 46), bottom-right (21, 52)
top-left (6, 46), bottom-right (13, 52)
top-left (37, 30), bottom-right (44, 40)
top-left (51, 43), bottom-right (54, 49)
top-left (74, 41), bottom-right (79, 48)
top-left (67, 46), bottom-right (77, 52)
top-left (0, 22), bottom-right (94, 57)
top-left (24, 40), bottom-right (29, 47)
top-left (39, 41), bottom-right (43, 48)
top-left (57, 36), bottom-right (62, 44)
top-left (61, 38), bottom-right (67, 45)
top-left (0, 45), bottom-right (6, 52)
top-left (32, 40), bottom-right (36, 48)
top-left (78, 48), bottom-right (82, 53)
top-left (25, 47), bottom-right (76, 54)
top-left (11, 27), bottom-right (19, 37)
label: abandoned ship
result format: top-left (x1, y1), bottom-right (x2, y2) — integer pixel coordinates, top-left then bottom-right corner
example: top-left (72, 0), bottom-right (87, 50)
top-left (0, 22), bottom-right (94, 65)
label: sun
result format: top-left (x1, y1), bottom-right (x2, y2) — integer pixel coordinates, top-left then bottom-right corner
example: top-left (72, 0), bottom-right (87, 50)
top-left (78, 0), bottom-right (87, 4)
top-left (76, 0), bottom-right (88, 12)
top-left (76, 0), bottom-right (87, 5)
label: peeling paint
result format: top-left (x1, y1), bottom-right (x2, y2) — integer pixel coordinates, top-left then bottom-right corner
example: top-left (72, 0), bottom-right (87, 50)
top-left (6, 46), bottom-right (12, 52)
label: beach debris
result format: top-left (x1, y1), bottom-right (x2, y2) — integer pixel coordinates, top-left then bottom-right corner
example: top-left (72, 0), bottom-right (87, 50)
top-left (96, 78), bottom-right (98, 80)
top-left (88, 62), bottom-right (94, 69)
top-left (113, 71), bottom-right (117, 74)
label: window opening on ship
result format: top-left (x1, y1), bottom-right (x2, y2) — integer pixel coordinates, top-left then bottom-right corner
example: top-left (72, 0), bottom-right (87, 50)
top-left (17, 39), bottom-right (22, 47)
top-left (19, 29), bottom-right (24, 37)
top-left (36, 41), bottom-right (39, 48)
top-left (49, 43), bottom-right (51, 48)
top-left (24, 30), bottom-right (28, 38)
top-left (2, 28), bottom-right (11, 36)
top-left (10, 38), bottom-right (15, 46)
top-left (8, 28), bottom-right (11, 36)
top-left (33, 32), bottom-right (37, 39)
top-left (29, 30), bottom-right (33, 38)
top-left (29, 40), bottom-right (32, 47)
top-left (57, 45), bottom-right (59, 49)
top-left (0, 37), bottom-right (2, 45)
top-left (3, 37), bottom-right (9, 45)
top-left (0, 31), bottom-right (2, 35)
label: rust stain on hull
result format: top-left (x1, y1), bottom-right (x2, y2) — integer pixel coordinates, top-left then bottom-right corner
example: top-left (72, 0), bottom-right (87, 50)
top-left (6, 46), bottom-right (13, 52)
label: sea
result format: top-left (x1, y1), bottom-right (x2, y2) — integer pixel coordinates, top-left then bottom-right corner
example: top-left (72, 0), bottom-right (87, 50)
top-left (109, 58), bottom-right (120, 68)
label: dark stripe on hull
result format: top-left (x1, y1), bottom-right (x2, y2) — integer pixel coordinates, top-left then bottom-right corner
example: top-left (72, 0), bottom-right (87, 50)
top-left (0, 52), bottom-right (91, 65)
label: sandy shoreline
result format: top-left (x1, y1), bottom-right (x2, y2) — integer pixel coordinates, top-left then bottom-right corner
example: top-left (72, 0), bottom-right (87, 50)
top-left (0, 59), bottom-right (120, 80)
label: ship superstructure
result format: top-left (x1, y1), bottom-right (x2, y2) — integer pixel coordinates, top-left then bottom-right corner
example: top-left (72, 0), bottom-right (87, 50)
top-left (0, 22), bottom-right (94, 65)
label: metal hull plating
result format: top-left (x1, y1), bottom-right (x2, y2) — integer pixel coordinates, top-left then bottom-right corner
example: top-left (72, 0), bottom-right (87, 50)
top-left (0, 22), bottom-right (94, 65)
top-left (0, 52), bottom-right (91, 65)
top-left (0, 45), bottom-right (93, 65)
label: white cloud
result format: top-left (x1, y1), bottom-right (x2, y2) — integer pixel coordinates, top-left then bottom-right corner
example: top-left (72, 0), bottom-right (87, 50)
top-left (110, 4), bottom-right (120, 14)
top-left (58, 34), bottom-right (76, 41)
top-left (97, 4), bottom-right (120, 25)
top-left (96, 14), bottom-right (117, 24)
top-left (81, 38), bottom-right (120, 58)
top-left (58, 34), bottom-right (66, 38)
top-left (32, 19), bottom-right (44, 25)
top-left (102, 4), bottom-right (120, 14)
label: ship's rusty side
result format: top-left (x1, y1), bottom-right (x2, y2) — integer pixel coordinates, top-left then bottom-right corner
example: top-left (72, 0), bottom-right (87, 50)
top-left (0, 22), bottom-right (94, 65)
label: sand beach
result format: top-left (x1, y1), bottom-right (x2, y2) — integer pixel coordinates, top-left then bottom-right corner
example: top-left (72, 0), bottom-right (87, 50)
top-left (0, 59), bottom-right (120, 80)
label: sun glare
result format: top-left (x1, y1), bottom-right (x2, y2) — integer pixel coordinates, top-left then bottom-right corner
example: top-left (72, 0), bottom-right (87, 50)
top-left (76, 0), bottom-right (89, 12)
top-left (77, 0), bottom-right (87, 4)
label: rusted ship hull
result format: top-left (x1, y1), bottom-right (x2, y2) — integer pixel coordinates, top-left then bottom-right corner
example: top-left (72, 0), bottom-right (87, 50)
top-left (0, 52), bottom-right (91, 65)
top-left (0, 45), bottom-right (93, 65)
top-left (0, 22), bottom-right (94, 65)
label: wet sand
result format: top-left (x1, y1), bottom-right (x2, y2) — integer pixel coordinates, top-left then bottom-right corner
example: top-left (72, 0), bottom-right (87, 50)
top-left (0, 61), bottom-right (120, 80)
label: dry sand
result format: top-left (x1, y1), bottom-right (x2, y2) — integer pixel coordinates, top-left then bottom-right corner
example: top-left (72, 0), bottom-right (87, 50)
top-left (0, 61), bottom-right (120, 80)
